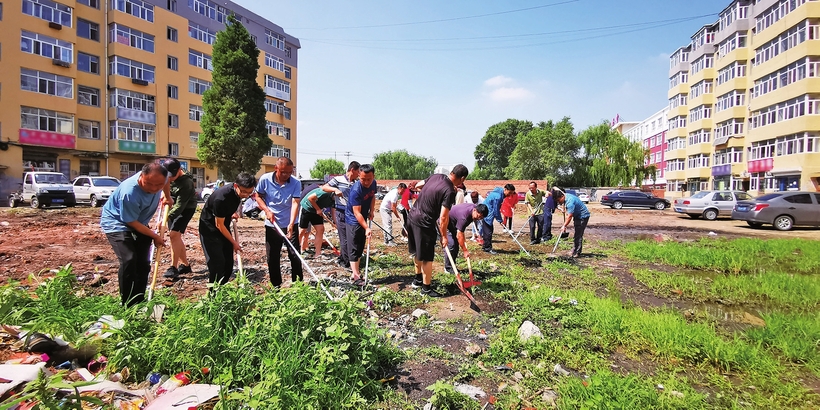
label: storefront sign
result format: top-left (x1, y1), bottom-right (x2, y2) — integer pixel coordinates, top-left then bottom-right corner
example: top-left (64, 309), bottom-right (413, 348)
top-left (117, 107), bottom-right (157, 124)
top-left (18, 129), bottom-right (76, 149)
top-left (748, 158), bottom-right (773, 173)
top-left (118, 140), bottom-right (156, 154)
top-left (711, 164), bottom-right (732, 176)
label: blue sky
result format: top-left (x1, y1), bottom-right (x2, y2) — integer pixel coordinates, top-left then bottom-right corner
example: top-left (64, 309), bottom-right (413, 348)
top-left (238, 0), bottom-right (725, 175)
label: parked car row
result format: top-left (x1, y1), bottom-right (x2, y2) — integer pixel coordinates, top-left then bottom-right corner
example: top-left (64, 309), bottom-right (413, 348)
top-left (9, 172), bottom-right (123, 209)
top-left (601, 190), bottom-right (670, 210)
top-left (731, 191), bottom-right (820, 231)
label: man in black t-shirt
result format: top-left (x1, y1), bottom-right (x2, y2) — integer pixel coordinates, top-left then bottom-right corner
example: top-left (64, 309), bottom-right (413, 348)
top-left (199, 172), bottom-right (257, 286)
top-left (407, 165), bottom-right (469, 297)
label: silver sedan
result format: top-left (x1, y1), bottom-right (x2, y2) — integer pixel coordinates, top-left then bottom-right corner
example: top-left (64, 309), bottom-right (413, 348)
top-left (673, 190), bottom-right (753, 220)
top-left (732, 191), bottom-right (820, 231)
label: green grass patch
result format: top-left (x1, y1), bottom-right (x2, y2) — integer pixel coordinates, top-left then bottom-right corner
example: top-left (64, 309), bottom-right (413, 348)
top-left (625, 238), bottom-right (820, 274)
top-left (746, 311), bottom-right (820, 375)
top-left (632, 268), bottom-right (820, 311)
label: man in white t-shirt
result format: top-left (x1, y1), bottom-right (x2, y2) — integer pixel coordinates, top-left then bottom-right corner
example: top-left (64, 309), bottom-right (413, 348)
top-left (378, 183), bottom-right (406, 246)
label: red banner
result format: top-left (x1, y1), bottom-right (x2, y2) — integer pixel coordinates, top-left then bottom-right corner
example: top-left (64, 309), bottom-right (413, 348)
top-left (19, 129), bottom-right (76, 149)
top-left (748, 158), bottom-right (773, 173)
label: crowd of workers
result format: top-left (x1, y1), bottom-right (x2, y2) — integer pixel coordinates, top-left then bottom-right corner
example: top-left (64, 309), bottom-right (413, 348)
top-left (99, 158), bottom-right (589, 306)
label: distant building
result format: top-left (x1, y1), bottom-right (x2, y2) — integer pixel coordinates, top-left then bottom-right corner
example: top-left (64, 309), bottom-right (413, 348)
top-left (624, 108), bottom-right (670, 190)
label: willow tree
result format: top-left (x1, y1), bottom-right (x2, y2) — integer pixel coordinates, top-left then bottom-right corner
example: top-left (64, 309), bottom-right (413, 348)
top-left (576, 122), bottom-right (647, 187)
top-left (197, 14), bottom-right (271, 181)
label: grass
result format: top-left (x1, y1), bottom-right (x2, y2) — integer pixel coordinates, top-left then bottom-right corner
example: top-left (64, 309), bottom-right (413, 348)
top-left (746, 311), bottom-right (820, 375)
top-left (632, 268), bottom-right (820, 311)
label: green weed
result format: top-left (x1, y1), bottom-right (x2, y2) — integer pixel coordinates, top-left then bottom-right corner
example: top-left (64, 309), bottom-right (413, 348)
top-left (426, 380), bottom-right (480, 410)
top-left (746, 311), bottom-right (820, 375)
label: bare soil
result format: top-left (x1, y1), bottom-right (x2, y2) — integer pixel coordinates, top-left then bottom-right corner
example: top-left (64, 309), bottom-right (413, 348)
top-left (1, 202), bottom-right (818, 405)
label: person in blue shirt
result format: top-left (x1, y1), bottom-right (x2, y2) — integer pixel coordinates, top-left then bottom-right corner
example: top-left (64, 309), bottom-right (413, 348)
top-left (100, 162), bottom-right (169, 307)
top-left (346, 164), bottom-right (377, 286)
top-left (555, 189), bottom-right (591, 258)
top-left (254, 157), bottom-right (303, 287)
top-left (481, 184), bottom-right (517, 254)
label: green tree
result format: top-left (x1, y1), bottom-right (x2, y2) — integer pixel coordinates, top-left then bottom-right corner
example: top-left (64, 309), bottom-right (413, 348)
top-left (197, 14), bottom-right (271, 181)
top-left (505, 118), bottom-right (579, 186)
top-left (576, 122), bottom-right (647, 187)
top-left (473, 119), bottom-right (534, 179)
top-left (309, 158), bottom-right (345, 179)
top-left (372, 150), bottom-right (437, 179)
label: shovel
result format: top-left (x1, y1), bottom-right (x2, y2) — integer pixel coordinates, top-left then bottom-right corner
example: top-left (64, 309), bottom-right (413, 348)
top-left (232, 221), bottom-right (244, 279)
top-left (363, 219), bottom-right (372, 288)
top-left (371, 220), bottom-right (396, 243)
top-left (147, 204), bottom-right (171, 301)
top-left (463, 256), bottom-right (482, 289)
top-left (443, 248), bottom-right (480, 312)
top-left (273, 224), bottom-right (333, 300)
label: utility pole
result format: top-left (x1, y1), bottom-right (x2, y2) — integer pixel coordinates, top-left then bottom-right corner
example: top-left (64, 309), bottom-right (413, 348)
top-left (344, 151), bottom-right (351, 164)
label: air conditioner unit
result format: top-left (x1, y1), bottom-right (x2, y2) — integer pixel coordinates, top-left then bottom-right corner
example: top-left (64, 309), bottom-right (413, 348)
top-left (48, 22), bottom-right (62, 30)
top-left (52, 59), bottom-right (71, 68)
top-left (131, 78), bottom-right (149, 86)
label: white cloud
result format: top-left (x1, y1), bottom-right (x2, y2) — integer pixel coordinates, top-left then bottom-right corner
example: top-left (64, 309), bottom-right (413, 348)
top-left (484, 75), bottom-right (513, 87)
top-left (488, 87), bottom-right (534, 102)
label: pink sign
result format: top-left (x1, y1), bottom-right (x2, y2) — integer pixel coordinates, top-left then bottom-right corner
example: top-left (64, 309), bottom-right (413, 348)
top-left (19, 129), bottom-right (76, 149)
top-left (748, 158), bottom-right (773, 173)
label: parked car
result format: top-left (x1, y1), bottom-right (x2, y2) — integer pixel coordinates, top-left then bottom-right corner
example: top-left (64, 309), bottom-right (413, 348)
top-left (731, 191), bottom-right (820, 231)
top-left (517, 192), bottom-right (526, 202)
top-left (600, 191), bottom-right (670, 210)
top-left (9, 172), bottom-right (76, 209)
top-left (565, 189), bottom-right (589, 204)
top-left (199, 181), bottom-right (224, 201)
top-left (72, 176), bottom-right (121, 207)
top-left (673, 190), bottom-right (753, 220)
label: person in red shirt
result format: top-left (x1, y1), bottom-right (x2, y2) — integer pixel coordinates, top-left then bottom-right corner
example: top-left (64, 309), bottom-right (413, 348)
top-left (500, 192), bottom-right (518, 231)
top-left (397, 181), bottom-right (414, 240)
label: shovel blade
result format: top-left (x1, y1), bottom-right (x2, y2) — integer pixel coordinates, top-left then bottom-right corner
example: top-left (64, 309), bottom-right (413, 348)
top-left (462, 280), bottom-right (482, 289)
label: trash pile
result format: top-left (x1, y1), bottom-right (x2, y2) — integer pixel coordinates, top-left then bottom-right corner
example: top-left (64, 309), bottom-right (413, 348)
top-left (0, 321), bottom-right (221, 409)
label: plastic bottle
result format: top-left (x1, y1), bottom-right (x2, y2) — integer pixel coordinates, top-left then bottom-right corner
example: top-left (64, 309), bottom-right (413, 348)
top-left (154, 371), bottom-right (191, 395)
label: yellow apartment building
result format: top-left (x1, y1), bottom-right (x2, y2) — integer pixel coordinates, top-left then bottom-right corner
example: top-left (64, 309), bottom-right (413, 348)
top-left (663, 0), bottom-right (820, 197)
top-left (0, 0), bottom-right (299, 200)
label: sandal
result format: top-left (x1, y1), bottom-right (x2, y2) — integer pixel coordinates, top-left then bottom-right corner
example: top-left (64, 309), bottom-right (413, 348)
top-left (352, 278), bottom-right (365, 287)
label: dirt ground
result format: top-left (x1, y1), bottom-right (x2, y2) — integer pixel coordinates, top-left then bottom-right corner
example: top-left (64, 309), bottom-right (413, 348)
top-left (1, 202), bottom-right (819, 404)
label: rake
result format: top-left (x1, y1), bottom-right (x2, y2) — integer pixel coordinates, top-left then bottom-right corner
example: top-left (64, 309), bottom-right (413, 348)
top-left (273, 224), bottom-right (334, 300)
top-left (232, 221), bottom-right (244, 279)
top-left (147, 204), bottom-right (171, 301)
top-left (363, 219), bottom-right (372, 288)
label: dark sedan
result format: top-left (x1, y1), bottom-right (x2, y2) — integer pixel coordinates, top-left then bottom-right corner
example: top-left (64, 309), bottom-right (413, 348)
top-left (731, 191), bottom-right (820, 231)
top-left (600, 191), bottom-right (670, 210)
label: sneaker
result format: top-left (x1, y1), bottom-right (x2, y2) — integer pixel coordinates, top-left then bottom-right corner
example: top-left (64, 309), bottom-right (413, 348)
top-left (529, 240), bottom-right (540, 245)
top-left (421, 286), bottom-right (443, 298)
top-left (352, 278), bottom-right (366, 287)
top-left (483, 249), bottom-right (497, 255)
top-left (411, 279), bottom-right (423, 289)
top-left (542, 236), bottom-right (553, 242)
top-left (177, 264), bottom-right (192, 275)
top-left (163, 266), bottom-right (179, 279)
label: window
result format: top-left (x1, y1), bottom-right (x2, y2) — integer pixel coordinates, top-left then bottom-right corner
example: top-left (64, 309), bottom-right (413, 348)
top-left (716, 90), bottom-right (746, 112)
top-left (691, 27), bottom-right (715, 51)
top-left (113, 0), bottom-right (154, 22)
top-left (80, 160), bottom-right (100, 175)
top-left (189, 131), bottom-right (199, 147)
top-left (775, 133), bottom-right (820, 156)
top-left (284, 107), bottom-right (291, 120)
top-left (665, 137), bottom-right (686, 152)
top-left (189, 49), bottom-right (212, 70)
top-left (669, 71), bottom-right (689, 89)
top-left (78, 86), bottom-right (99, 106)
top-left (717, 32), bottom-right (747, 59)
top-left (284, 66), bottom-right (291, 80)
top-left (717, 61), bottom-right (747, 85)
top-left (189, 0), bottom-right (235, 23)
top-left (285, 46), bottom-right (292, 59)
top-left (265, 75), bottom-right (290, 94)
top-left (750, 95), bottom-right (820, 129)
top-left (189, 104), bottom-right (204, 121)
top-left (110, 88), bottom-right (155, 113)
top-left (20, 68), bottom-right (73, 98)
top-left (168, 84), bottom-right (178, 99)
top-left (77, 19), bottom-right (100, 41)
top-left (21, 106), bottom-right (74, 134)
top-left (665, 159), bottom-right (686, 172)
top-left (167, 55), bottom-right (178, 70)
top-left (169, 142), bottom-right (179, 156)
top-left (691, 55), bottom-right (713, 75)
top-left (749, 139), bottom-right (776, 160)
top-left (110, 24), bottom-right (154, 52)
top-left (267, 121), bottom-right (286, 137)
top-left (714, 119), bottom-right (744, 139)
top-left (690, 80), bottom-right (713, 98)
top-left (21, 31), bottom-right (73, 62)
top-left (267, 144), bottom-right (286, 157)
top-left (713, 148), bottom-right (744, 165)
top-left (265, 53), bottom-right (284, 72)
top-left (756, 0), bottom-right (814, 34)
top-left (167, 27), bottom-right (178, 42)
top-left (189, 21), bottom-right (216, 45)
top-left (168, 114), bottom-right (178, 128)
top-left (78, 52), bottom-right (99, 74)
top-left (78, 0), bottom-right (99, 9)
top-left (110, 120), bottom-right (155, 142)
top-left (753, 57), bottom-right (820, 99)
top-left (669, 93), bottom-right (687, 109)
top-left (264, 98), bottom-right (284, 114)
top-left (687, 154), bottom-right (710, 169)
top-left (265, 29), bottom-right (285, 50)
top-left (189, 77), bottom-right (211, 95)
top-left (688, 129), bottom-right (711, 145)
top-left (109, 56), bottom-right (155, 82)
top-left (688, 105), bottom-right (712, 123)
top-left (755, 20), bottom-right (818, 67)
top-left (667, 116), bottom-right (687, 130)
top-left (78, 119), bottom-right (100, 139)
top-left (167, 0), bottom-right (176, 12)
top-left (719, 2), bottom-right (748, 31)
top-left (120, 162), bottom-right (143, 180)
top-left (784, 194), bottom-right (812, 204)
top-left (22, 0), bottom-right (72, 27)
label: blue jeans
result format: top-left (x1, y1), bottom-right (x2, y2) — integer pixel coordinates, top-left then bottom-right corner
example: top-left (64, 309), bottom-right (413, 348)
top-left (542, 212), bottom-right (554, 240)
top-left (481, 219), bottom-right (494, 251)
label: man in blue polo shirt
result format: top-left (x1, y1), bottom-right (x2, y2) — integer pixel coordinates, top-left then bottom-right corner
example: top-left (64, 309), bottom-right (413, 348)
top-left (481, 184), bottom-right (517, 255)
top-left (100, 162), bottom-right (169, 307)
top-left (346, 164), bottom-right (377, 286)
top-left (254, 157), bottom-right (303, 287)
top-left (555, 189), bottom-right (591, 258)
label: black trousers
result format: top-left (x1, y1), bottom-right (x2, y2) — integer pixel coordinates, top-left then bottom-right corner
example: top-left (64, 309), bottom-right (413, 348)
top-left (334, 208), bottom-right (350, 267)
top-left (399, 208), bottom-right (409, 236)
top-left (572, 217), bottom-right (590, 256)
top-left (542, 212), bottom-right (554, 240)
top-left (265, 224), bottom-right (302, 287)
top-left (481, 219), bottom-right (494, 251)
top-left (443, 227), bottom-right (459, 272)
top-left (106, 231), bottom-right (152, 307)
top-left (199, 229), bottom-right (234, 285)
top-left (529, 214), bottom-right (544, 242)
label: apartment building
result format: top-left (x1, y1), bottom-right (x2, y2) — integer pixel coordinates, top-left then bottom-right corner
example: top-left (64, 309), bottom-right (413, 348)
top-left (0, 0), bottom-right (299, 199)
top-left (663, 0), bottom-right (820, 198)
top-left (623, 107), bottom-right (669, 189)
